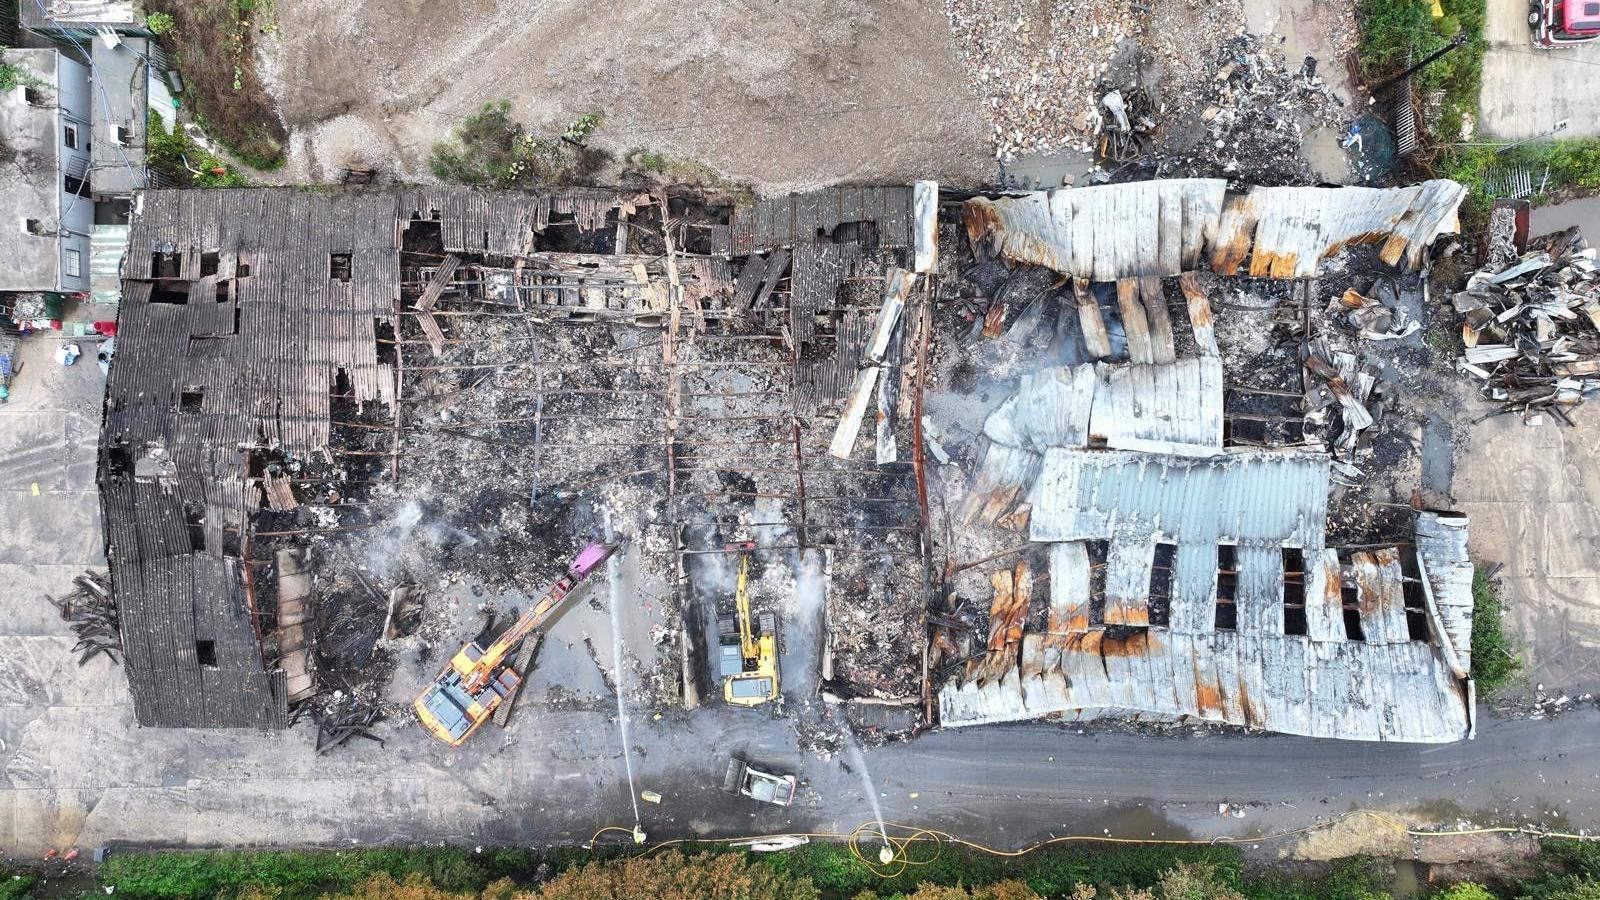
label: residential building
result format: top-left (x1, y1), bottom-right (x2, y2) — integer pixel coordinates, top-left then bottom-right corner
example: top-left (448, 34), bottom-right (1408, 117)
top-left (0, 47), bottom-right (94, 293)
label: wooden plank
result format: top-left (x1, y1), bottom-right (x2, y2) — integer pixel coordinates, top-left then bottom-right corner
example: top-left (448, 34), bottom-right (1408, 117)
top-left (1138, 275), bottom-right (1176, 364)
top-left (1073, 278), bottom-right (1112, 359)
top-left (416, 254), bottom-right (460, 311)
top-left (1116, 277), bottom-right (1153, 363)
top-left (1177, 271), bottom-right (1218, 356)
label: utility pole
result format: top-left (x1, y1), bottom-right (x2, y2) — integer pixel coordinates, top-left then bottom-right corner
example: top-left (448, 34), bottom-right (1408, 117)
top-left (1371, 33), bottom-right (1469, 97)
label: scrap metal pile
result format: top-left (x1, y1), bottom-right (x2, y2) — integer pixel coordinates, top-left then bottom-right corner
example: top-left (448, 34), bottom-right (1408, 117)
top-left (1455, 227), bottom-right (1600, 419)
top-left (46, 572), bottom-right (121, 667)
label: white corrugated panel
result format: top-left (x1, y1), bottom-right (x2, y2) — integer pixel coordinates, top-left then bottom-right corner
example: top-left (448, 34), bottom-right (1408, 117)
top-left (1027, 449), bottom-right (1329, 549)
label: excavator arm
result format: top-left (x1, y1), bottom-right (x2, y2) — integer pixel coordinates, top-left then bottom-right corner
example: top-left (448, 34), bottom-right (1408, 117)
top-left (735, 554), bottom-right (757, 661)
top-left (415, 540), bottom-right (617, 745)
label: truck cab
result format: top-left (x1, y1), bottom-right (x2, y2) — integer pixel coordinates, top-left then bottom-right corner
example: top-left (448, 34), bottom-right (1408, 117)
top-left (1531, 0), bottom-right (1600, 47)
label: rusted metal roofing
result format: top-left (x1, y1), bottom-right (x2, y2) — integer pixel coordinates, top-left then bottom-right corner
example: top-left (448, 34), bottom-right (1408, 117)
top-left (1028, 449), bottom-right (1329, 548)
top-left (1210, 180), bottom-right (1466, 278)
top-left (941, 543), bottom-right (1472, 741)
top-left (962, 179), bottom-right (1228, 281)
top-left (940, 628), bottom-right (1470, 741)
top-left (962, 179), bottom-right (1465, 281)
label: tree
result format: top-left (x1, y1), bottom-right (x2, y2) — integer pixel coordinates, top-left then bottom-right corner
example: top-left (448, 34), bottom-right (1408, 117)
top-left (530, 851), bottom-right (818, 900)
top-left (880, 881), bottom-right (1042, 900)
top-left (318, 872), bottom-right (479, 900)
top-left (1434, 884), bottom-right (1496, 900)
top-left (1104, 863), bottom-right (1244, 900)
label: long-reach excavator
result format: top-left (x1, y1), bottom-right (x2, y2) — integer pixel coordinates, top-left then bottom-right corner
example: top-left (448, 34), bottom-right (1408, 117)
top-left (415, 540), bottom-right (616, 745)
top-left (719, 543), bottom-right (779, 706)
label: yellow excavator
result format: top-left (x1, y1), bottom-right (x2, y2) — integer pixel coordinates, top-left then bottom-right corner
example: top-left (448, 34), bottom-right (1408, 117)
top-left (719, 543), bottom-right (779, 706)
top-left (415, 540), bottom-right (616, 745)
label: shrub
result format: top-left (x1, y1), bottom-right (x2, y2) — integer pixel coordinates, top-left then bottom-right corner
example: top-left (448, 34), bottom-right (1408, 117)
top-left (1470, 567), bottom-right (1523, 696)
top-left (1357, 0), bottom-right (1486, 140)
top-left (533, 850), bottom-right (816, 900)
top-left (0, 872), bottom-right (38, 900)
top-left (1433, 884), bottom-right (1496, 900)
top-left (428, 102), bottom-right (603, 188)
top-left (146, 11), bottom-right (175, 34)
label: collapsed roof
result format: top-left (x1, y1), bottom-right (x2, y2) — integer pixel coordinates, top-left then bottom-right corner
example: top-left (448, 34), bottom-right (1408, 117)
top-left (934, 179), bottom-right (1475, 743)
top-left (99, 177), bottom-right (1476, 743)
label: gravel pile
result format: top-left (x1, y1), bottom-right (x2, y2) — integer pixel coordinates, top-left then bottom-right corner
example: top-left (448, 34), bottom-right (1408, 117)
top-left (942, 0), bottom-right (1136, 158)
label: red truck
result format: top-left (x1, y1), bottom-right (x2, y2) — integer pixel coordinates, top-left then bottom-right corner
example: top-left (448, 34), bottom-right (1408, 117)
top-left (1530, 0), bottom-right (1600, 47)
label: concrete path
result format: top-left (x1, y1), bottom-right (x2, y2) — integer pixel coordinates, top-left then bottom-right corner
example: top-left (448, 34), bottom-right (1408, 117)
top-left (1480, 0), bottom-right (1600, 139)
top-left (1532, 195), bottom-right (1600, 236)
top-left (1454, 403), bottom-right (1600, 695)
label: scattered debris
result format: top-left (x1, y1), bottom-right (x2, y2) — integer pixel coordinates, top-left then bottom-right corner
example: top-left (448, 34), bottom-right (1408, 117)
top-left (47, 572), bottom-right (121, 667)
top-left (1453, 227), bottom-right (1600, 418)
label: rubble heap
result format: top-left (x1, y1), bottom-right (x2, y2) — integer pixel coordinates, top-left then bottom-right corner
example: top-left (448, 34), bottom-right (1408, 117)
top-left (1454, 227), bottom-right (1600, 419)
top-left (1151, 35), bottom-right (1345, 185)
top-left (942, 0), bottom-right (1137, 159)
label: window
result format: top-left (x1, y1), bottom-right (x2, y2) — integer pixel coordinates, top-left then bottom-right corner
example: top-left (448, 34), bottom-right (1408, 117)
top-left (1341, 579), bottom-right (1365, 641)
top-left (200, 251), bottom-right (219, 276)
top-left (23, 218), bottom-right (44, 236)
top-left (1215, 544), bottom-right (1238, 631)
top-left (64, 173), bottom-right (89, 197)
top-left (1147, 543), bottom-right (1177, 627)
top-left (180, 387), bottom-right (204, 411)
top-left (1282, 548), bottom-right (1307, 636)
top-left (114, 125), bottom-right (132, 145)
top-left (330, 252), bottom-right (352, 282)
top-left (24, 87), bottom-right (46, 107)
top-left (64, 123), bottom-right (79, 149)
top-left (64, 248), bottom-right (81, 278)
top-left (195, 640), bottom-right (217, 668)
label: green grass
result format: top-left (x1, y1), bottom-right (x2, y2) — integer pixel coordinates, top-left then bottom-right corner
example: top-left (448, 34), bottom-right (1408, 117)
top-left (1439, 139), bottom-right (1600, 222)
top-left (1357, 0), bottom-right (1486, 141)
top-left (1469, 566), bottom-right (1523, 696)
top-left (101, 848), bottom-right (494, 899)
top-left (0, 871), bottom-right (37, 900)
top-left (757, 841), bottom-right (1243, 898)
top-left (147, 111), bottom-right (252, 188)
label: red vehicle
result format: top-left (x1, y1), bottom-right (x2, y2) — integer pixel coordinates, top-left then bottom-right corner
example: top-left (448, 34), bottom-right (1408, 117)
top-left (1530, 0), bottom-right (1600, 47)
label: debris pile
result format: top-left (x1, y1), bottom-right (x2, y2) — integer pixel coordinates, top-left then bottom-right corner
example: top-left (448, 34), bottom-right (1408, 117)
top-left (46, 572), bottom-right (120, 667)
top-left (941, 0), bottom-right (1139, 158)
top-left (1153, 35), bottom-right (1344, 185)
top-left (1454, 227), bottom-right (1600, 418)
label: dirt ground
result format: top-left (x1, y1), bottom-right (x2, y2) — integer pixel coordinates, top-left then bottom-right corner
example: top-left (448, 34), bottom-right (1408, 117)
top-left (248, 0), bottom-right (1366, 192)
top-left (255, 0), bottom-right (994, 192)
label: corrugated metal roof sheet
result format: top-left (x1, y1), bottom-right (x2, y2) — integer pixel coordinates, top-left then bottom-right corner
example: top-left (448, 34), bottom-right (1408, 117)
top-left (91, 224), bottom-right (128, 306)
top-left (982, 358), bottom-right (1223, 457)
top-left (1415, 511), bottom-right (1474, 676)
top-left (1089, 357), bottom-right (1223, 454)
top-left (1211, 180), bottom-right (1466, 278)
top-left (939, 628), bottom-right (1470, 742)
top-left (963, 179), bottom-right (1228, 281)
top-left (963, 179), bottom-right (1465, 281)
top-left (1028, 449), bottom-right (1329, 548)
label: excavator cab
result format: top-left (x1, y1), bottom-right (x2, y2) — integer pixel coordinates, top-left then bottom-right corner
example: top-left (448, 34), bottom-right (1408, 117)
top-left (719, 548), bottom-right (779, 706)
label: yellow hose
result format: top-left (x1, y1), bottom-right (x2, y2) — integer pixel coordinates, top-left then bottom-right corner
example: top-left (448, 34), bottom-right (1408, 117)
top-left (588, 810), bottom-right (1597, 875)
